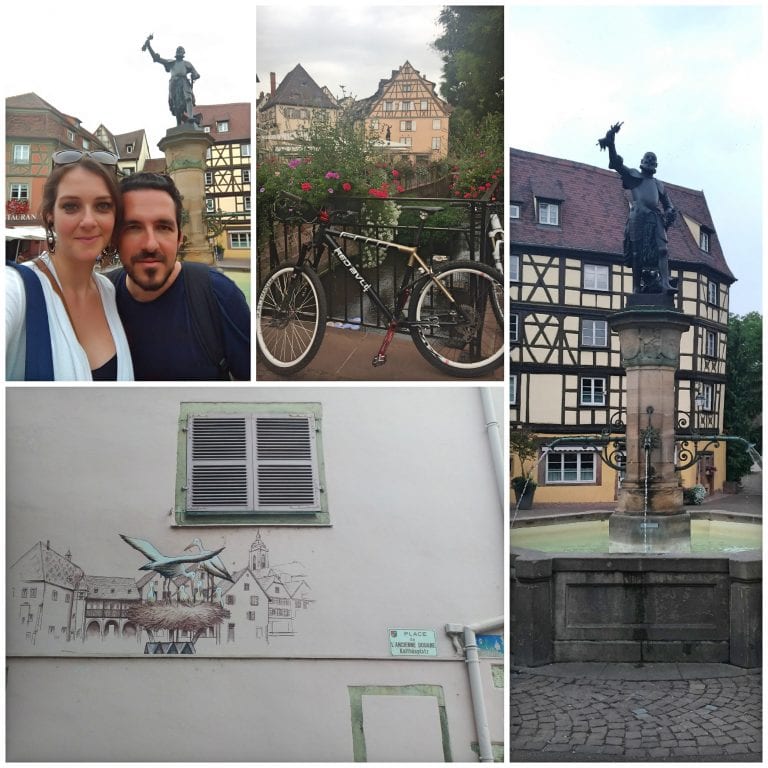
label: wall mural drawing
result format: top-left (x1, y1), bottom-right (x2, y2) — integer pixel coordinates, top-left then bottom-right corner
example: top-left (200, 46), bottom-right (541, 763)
top-left (7, 532), bottom-right (313, 656)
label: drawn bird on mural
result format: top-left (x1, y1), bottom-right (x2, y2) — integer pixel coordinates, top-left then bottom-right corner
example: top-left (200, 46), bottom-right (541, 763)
top-left (178, 584), bottom-right (191, 604)
top-left (194, 573), bottom-right (205, 603)
top-left (185, 537), bottom-right (235, 582)
top-left (146, 584), bottom-right (157, 603)
top-left (120, 534), bottom-right (226, 601)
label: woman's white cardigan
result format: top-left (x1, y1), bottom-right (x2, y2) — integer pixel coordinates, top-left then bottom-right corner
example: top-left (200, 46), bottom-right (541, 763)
top-left (6, 257), bottom-right (134, 381)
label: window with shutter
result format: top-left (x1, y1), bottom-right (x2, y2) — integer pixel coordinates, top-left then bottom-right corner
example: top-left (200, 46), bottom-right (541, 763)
top-left (176, 403), bottom-right (328, 525)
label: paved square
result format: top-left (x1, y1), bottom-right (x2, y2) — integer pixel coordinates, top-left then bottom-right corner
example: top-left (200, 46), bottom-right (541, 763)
top-left (510, 664), bottom-right (761, 762)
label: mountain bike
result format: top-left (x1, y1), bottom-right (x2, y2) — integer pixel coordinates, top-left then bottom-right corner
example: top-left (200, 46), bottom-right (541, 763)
top-left (256, 191), bottom-right (504, 378)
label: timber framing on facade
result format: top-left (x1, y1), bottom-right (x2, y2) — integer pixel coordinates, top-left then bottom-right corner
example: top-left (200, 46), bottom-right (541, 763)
top-left (510, 148), bottom-right (736, 502)
top-left (195, 102), bottom-right (251, 259)
top-left (350, 61), bottom-right (452, 161)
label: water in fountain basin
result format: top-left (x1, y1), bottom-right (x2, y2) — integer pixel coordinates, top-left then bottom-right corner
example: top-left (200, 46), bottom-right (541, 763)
top-left (511, 518), bottom-right (761, 553)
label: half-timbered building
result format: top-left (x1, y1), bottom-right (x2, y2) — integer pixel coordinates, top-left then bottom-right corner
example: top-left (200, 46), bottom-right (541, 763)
top-left (352, 61), bottom-right (451, 162)
top-left (257, 64), bottom-right (340, 157)
top-left (510, 148), bottom-right (735, 502)
top-left (195, 102), bottom-right (251, 261)
top-left (93, 125), bottom-right (152, 176)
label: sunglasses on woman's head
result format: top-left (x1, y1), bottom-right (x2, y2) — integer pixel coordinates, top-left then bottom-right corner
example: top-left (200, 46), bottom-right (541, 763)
top-left (52, 150), bottom-right (119, 167)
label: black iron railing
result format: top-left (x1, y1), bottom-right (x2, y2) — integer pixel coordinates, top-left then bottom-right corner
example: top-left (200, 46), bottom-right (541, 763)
top-left (257, 195), bottom-right (502, 329)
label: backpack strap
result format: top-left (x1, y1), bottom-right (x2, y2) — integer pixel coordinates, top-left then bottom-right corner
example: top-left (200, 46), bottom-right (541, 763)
top-left (182, 262), bottom-right (229, 380)
top-left (6, 260), bottom-right (54, 380)
top-left (103, 266), bottom-right (124, 288)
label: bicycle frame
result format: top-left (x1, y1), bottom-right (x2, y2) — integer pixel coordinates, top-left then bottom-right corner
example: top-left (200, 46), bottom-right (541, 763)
top-left (299, 222), bottom-right (479, 365)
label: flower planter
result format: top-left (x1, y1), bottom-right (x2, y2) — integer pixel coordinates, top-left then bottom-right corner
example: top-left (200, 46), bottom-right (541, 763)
top-left (513, 483), bottom-right (536, 510)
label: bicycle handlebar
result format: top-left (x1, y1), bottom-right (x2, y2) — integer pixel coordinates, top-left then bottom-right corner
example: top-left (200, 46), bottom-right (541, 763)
top-left (274, 190), bottom-right (359, 225)
top-left (274, 190), bottom-right (317, 223)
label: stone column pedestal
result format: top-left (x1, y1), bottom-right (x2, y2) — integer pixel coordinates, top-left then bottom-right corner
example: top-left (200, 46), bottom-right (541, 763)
top-left (608, 296), bottom-right (692, 552)
top-left (158, 127), bottom-right (215, 264)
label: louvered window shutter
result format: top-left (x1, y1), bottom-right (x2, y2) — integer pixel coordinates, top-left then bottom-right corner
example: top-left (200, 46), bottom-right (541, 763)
top-left (255, 414), bottom-right (319, 511)
top-left (187, 416), bottom-right (252, 511)
top-left (187, 413), bottom-right (319, 513)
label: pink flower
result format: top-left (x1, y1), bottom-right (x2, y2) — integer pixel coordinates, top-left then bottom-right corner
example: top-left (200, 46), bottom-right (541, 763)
top-left (396, 185), bottom-right (405, 193)
top-left (288, 158), bottom-right (302, 169)
top-left (342, 182), bottom-right (352, 192)
top-left (325, 171), bottom-right (340, 179)
top-left (300, 182), bottom-right (312, 191)
top-left (392, 169), bottom-right (400, 178)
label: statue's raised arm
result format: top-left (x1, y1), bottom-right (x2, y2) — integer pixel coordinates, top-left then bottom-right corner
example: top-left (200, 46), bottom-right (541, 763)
top-left (598, 121), bottom-right (628, 174)
top-left (141, 34), bottom-right (167, 66)
top-left (597, 121), bottom-right (623, 151)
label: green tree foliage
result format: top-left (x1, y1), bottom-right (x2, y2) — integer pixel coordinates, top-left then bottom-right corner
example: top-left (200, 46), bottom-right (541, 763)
top-left (433, 5), bottom-right (504, 140)
top-left (447, 112), bottom-right (503, 200)
top-left (724, 311), bottom-right (762, 481)
top-left (433, 7), bottom-right (504, 198)
top-left (510, 426), bottom-right (539, 486)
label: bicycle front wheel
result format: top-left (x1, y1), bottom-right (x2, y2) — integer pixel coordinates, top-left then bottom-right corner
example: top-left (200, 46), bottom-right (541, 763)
top-left (256, 263), bottom-right (327, 374)
top-left (408, 260), bottom-right (504, 377)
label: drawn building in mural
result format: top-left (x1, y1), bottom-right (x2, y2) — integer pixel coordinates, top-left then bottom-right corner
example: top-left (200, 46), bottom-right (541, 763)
top-left (8, 532), bottom-right (311, 651)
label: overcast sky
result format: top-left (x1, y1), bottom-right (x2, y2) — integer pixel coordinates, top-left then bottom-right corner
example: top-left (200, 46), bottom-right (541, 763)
top-left (256, 5), bottom-right (447, 103)
top-left (2, 0), bottom-right (256, 153)
top-left (508, 2), bottom-right (764, 316)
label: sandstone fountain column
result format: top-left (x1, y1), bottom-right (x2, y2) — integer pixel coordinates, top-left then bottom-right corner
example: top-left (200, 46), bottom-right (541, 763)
top-left (608, 295), bottom-right (692, 552)
top-left (158, 126), bottom-right (215, 264)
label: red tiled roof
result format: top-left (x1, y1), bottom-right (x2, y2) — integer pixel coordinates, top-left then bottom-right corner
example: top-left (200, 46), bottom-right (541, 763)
top-left (195, 102), bottom-right (250, 142)
top-left (142, 157), bottom-right (167, 173)
top-left (260, 64), bottom-right (339, 111)
top-left (510, 148), bottom-right (735, 282)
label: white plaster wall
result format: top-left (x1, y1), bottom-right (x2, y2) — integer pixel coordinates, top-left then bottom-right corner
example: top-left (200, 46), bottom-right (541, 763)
top-left (6, 386), bottom-right (505, 761)
top-left (6, 658), bottom-right (497, 762)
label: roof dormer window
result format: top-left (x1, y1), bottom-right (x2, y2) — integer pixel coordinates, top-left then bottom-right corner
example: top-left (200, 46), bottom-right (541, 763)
top-left (537, 200), bottom-right (560, 226)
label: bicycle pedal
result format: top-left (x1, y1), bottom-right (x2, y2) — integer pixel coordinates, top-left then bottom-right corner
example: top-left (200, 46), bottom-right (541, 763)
top-left (371, 354), bottom-right (387, 367)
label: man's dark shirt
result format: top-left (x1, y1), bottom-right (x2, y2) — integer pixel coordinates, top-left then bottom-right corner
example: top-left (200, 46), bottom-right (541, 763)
top-left (114, 267), bottom-right (250, 381)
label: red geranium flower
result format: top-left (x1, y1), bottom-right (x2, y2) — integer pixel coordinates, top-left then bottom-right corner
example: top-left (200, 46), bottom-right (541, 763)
top-left (300, 182), bottom-right (312, 191)
top-left (342, 182), bottom-right (352, 192)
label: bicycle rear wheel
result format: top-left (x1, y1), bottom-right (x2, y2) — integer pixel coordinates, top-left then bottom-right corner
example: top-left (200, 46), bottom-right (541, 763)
top-left (408, 260), bottom-right (504, 377)
top-left (256, 263), bottom-right (327, 374)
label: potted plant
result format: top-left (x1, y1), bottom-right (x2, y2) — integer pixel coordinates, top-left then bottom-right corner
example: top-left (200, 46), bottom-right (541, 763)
top-left (510, 427), bottom-right (539, 510)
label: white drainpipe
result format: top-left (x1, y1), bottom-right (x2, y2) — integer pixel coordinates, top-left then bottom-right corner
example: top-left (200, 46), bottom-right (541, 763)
top-left (480, 388), bottom-right (504, 511)
top-left (445, 616), bottom-right (504, 762)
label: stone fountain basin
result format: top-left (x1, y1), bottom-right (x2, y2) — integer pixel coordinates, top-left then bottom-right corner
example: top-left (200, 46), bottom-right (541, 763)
top-left (510, 511), bottom-right (761, 669)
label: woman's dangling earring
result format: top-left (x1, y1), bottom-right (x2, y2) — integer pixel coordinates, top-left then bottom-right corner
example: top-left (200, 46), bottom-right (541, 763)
top-left (45, 227), bottom-right (56, 254)
top-left (100, 243), bottom-right (117, 264)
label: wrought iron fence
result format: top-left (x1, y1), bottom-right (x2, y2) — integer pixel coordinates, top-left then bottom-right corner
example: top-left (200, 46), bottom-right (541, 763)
top-left (256, 195), bottom-right (503, 329)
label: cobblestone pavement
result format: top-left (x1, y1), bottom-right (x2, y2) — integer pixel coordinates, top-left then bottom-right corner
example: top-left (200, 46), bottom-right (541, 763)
top-left (510, 663), bottom-right (762, 762)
